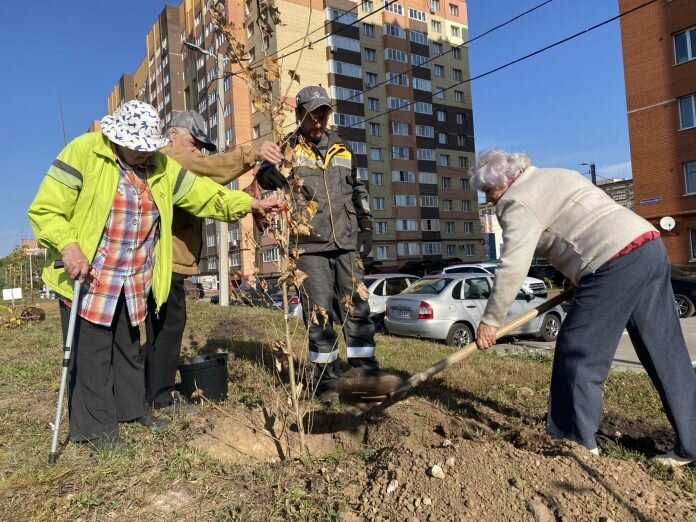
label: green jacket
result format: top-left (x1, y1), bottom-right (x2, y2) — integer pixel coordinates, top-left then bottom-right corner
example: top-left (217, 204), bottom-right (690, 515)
top-left (28, 132), bottom-right (252, 311)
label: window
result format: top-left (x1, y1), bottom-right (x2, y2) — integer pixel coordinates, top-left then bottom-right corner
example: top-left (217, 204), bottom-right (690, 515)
top-left (460, 178), bottom-right (470, 191)
top-left (207, 234), bottom-right (216, 247)
top-left (419, 172), bottom-right (437, 184)
top-left (370, 147), bottom-right (382, 161)
top-left (392, 170), bottom-right (415, 182)
top-left (396, 219), bottom-right (418, 231)
top-left (452, 47), bottom-right (462, 60)
top-left (431, 21), bottom-right (441, 33)
top-left (434, 88), bottom-right (446, 100)
top-left (394, 195), bottom-right (417, 206)
top-left (411, 54), bottom-right (431, 69)
top-left (420, 195), bottom-right (439, 207)
top-left (445, 221), bottom-right (455, 233)
top-left (357, 168), bottom-right (369, 180)
top-left (422, 219), bottom-right (440, 231)
top-left (441, 177), bottom-right (451, 189)
top-left (685, 161), bottom-right (696, 194)
top-left (388, 97), bottom-right (410, 110)
top-left (375, 221), bottom-right (387, 235)
top-left (328, 35), bottom-right (360, 52)
top-left (433, 42), bottom-right (443, 54)
top-left (368, 98), bottom-right (380, 112)
top-left (456, 112), bottom-right (465, 125)
top-left (230, 252), bottom-right (241, 267)
top-left (451, 25), bottom-right (460, 38)
top-left (459, 156), bottom-right (468, 168)
top-left (690, 229), bottom-right (696, 260)
top-left (385, 48), bottom-right (408, 62)
top-left (224, 76), bottom-right (231, 91)
top-left (333, 113), bottom-right (365, 128)
top-left (384, 24), bottom-right (405, 38)
top-left (368, 122), bottom-right (381, 136)
top-left (384, 1), bottom-right (404, 15)
top-left (442, 199), bottom-right (453, 211)
top-left (410, 30), bottom-right (428, 45)
top-left (679, 95), bottom-right (696, 129)
top-left (416, 125), bottom-right (434, 137)
top-left (326, 8), bottom-right (358, 23)
top-left (674, 26), bottom-right (696, 64)
top-left (210, 113), bottom-right (218, 127)
top-left (397, 242), bottom-right (420, 256)
top-left (417, 148), bottom-right (434, 161)
top-left (434, 64), bottom-right (445, 77)
top-left (423, 242), bottom-right (441, 255)
top-left (457, 134), bottom-right (467, 147)
top-left (438, 132), bottom-right (448, 144)
top-left (365, 72), bottom-right (378, 87)
top-left (377, 246), bottom-right (389, 260)
top-left (225, 128), bottom-right (233, 143)
top-left (208, 256), bottom-right (217, 270)
top-left (462, 200), bottom-right (472, 212)
top-left (453, 69), bottom-right (463, 81)
top-left (429, 0), bottom-right (440, 12)
top-left (253, 124), bottom-right (261, 139)
top-left (224, 103), bottom-right (231, 116)
top-left (392, 122), bottom-right (409, 135)
top-left (373, 196), bottom-right (385, 210)
top-left (361, 0), bottom-right (374, 12)
top-left (463, 222), bottom-right (473, 234)
top-left (197, 55), bottom-right (205, 69)
top-left (330, 86), bottom-right (363, 102)
top-left (436, 110), bottom-right (447, 122)
top-left (372, 172), bottom-right (384, 185)
top-left (392, 146), bottom-right (410, 159)
top-left (413, 77), bottom-right (431, 91)
top-left (329, 60), bottom-right (362, 78)
top-left (262, 246), bottom-right (281, 263)
top-left (463, 244), bottom-right (475, 257)
top-left (365, 48), bottom-right (376, 61)
top-left (449, 3), bottom-right (459, 16)
top-left (446, 244), bottom-right (457, 257)
top-left (414, 102), bottom-right (433, 114)
top-left (387, 72), bottom-right (409, 87)
top-left (408, 8), bottom-right (426, 21)
top-left (347, 141), bottom-right (367, 154)
top-left (195, 10), bottom-right (202, 25)
top-left (363, 23), bottom-right (376, 37)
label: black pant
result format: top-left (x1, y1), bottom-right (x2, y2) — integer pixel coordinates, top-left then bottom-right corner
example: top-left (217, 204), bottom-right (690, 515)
top-left (146, 273), bottom-right (187, 408)
top-left (60, 294), bottom-right (146, 441)
top-left (296, 250), bottom-right (376, 365)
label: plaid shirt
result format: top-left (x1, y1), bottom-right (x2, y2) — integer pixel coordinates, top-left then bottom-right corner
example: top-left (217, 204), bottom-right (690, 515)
top-left (77, 158), bottom-right (160, 327)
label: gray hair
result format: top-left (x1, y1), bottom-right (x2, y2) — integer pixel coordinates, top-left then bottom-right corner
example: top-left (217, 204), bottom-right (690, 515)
top-left (167, 126), bottom-right (192, 137)
top-left (471, 149), bottom-right (531, 191)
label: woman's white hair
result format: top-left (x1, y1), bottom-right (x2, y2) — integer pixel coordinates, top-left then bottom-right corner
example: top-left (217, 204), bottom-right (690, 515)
top-left (471, 149), bottom-right (531, 191)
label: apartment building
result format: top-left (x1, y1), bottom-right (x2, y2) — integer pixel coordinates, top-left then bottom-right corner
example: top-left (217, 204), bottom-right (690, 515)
top-left (597, 178), bottom-right (634, 210)
top-left (619, 0), bottom-right (696, 263)
top-left (108, 0), bottom-right (480, 281)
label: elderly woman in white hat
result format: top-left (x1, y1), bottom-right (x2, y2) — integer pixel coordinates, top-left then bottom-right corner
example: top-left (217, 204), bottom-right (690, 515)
top-left (28, 101), bottom-right (281, 452)
top-left (471, 149), bottom-right (696, 467)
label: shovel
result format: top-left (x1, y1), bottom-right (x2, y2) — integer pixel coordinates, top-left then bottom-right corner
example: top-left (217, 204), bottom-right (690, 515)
top-left (48, 262), bottom-right (81, 464)
top-left (337, 289), bottom-right (574, 404)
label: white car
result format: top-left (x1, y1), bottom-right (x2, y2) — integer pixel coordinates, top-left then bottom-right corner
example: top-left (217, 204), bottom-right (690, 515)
top-left (438, 263), bottom-right (547, 297)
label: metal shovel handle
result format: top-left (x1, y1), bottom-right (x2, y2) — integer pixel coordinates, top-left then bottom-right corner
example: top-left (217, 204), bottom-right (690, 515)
top-left (389, 289), bottom-right (574, 402)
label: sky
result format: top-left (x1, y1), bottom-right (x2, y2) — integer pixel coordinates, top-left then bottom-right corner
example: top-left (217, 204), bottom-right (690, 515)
top-left (0, 0), bottom-right (632, 257)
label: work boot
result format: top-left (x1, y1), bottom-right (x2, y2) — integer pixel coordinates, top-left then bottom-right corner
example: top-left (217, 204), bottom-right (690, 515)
top-left (310, 361), bottom-right (341, 402)
top-left (153, 391), bottom-right (198, 415)
top-left (87, 433), bottom-right (128, 454)
top-left (134, 412), bottom-right (172, 428)
top-left (347, 356), bottom-right (380, 372)
top-left (652, 449), bottom-right (695, 467)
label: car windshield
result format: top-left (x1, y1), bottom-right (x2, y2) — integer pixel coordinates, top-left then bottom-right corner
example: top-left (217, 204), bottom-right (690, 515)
top-left (401, 278), bottom-right (452, 295)
top-left (364, 277), bottom-right (376, 287)
top-left (485, 266), bottom-right (497, 274)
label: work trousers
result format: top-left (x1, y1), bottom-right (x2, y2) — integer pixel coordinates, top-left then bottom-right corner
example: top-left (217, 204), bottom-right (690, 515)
top-left (60, 293), bottom-right (147, 441)
top-left (296, 250), bottom-right (376, 366)
top-left (146, 272), bottom-right (187, 408)
top-left (547, 239), bottom-right (696, 458)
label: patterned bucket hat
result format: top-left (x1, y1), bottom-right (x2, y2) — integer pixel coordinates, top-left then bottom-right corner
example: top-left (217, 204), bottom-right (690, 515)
top-left (100, 100), bottom-right (168, 152)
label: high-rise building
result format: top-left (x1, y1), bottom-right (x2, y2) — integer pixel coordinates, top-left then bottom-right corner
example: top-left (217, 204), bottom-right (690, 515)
top-left (107, 0), bottom-right (481, 281)
top-left (597, 178), bottom-right (634, 210)
top-left (619, 0), bottom-right (696, 263)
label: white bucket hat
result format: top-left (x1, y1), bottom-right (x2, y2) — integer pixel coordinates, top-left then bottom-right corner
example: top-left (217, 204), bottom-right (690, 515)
top-left (100, 100), bottom-right (168, 152)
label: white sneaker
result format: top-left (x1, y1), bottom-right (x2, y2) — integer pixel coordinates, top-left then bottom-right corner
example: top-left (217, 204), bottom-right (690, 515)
top-left (588, 447), bottom-right (600, 456)
top-left (652, 450), bottom-right (695, 468)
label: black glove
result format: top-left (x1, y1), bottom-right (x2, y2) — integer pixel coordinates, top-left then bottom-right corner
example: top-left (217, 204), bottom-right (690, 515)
top-left (256, 162), bottom-right (289, 190)
top-left (357, 228), bottom-right (373, 260)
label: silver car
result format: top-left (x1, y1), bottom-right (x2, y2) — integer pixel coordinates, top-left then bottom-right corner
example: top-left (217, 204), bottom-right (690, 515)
top-left (384, 274), bottom-right (565, 348)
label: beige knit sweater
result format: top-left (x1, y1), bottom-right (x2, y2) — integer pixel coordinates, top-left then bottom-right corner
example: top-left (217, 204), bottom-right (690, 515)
top-left (482, 166), bottom-right (656, 327)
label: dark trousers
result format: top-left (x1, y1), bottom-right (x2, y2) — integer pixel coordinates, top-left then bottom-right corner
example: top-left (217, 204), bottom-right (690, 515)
top-left (146, 272), bottom-right (187, 408)
top-left (547, 239), bottom-right (696, 458)
top-left (60, 294), bottom-right (147, 441)
top-left (296, 250), bottom-right (376, 365)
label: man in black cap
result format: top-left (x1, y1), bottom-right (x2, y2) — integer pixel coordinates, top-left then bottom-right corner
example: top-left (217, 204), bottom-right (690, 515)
top-left (256, 86), bottom-right (378, 401)
top-left (146, 110), bottom-right (282, 412)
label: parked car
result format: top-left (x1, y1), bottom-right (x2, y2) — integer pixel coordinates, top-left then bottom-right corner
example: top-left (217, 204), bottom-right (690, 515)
top-left (671, 265), bottom-right (696, 318)
top-left (437, 263), bottom-right (548, 298)
top-left (527, 265), bottom-right (569, 289)
top-left (183, 279), bottom-right (205, 299)
top-left (384, 274), bottom-right (565, 348)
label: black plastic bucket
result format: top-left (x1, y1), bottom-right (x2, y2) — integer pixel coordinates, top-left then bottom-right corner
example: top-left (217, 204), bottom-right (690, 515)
top-left (177, 352), bottom-right (229, 403)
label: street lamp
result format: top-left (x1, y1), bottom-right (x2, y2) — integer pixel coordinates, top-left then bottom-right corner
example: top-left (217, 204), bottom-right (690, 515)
top-left (184, 41), bottom-right (230, 307)
top-left (580, 162), bottom-right (597, 186)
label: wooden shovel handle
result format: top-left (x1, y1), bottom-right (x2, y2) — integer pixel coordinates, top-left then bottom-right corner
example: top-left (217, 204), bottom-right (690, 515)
top-left (390, 289), bottom-right (574, 401)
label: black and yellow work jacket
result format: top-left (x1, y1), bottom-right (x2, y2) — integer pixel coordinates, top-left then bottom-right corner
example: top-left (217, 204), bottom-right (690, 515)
top-left (257, 129), bottom-right (372, 254)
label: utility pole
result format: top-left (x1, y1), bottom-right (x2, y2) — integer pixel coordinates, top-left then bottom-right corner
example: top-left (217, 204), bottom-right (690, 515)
top-left (580, 162), bottom-right (597, 185)
top-left (216, 51), bottom-right (229, 307)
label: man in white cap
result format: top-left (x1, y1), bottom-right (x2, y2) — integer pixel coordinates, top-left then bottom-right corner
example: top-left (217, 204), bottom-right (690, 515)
top-left (144, 110), bottom-right (282, 413)
top-left (28, 100), bottom-right (281, 452)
